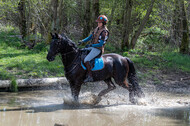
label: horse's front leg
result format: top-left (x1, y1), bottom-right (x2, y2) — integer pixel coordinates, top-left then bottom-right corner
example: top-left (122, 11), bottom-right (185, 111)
top-left (70, 82), bottom-right (82, 103)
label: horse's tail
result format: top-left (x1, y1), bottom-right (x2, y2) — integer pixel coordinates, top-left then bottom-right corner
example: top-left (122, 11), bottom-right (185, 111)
top-left (126, 57), bottom-right (145, 98)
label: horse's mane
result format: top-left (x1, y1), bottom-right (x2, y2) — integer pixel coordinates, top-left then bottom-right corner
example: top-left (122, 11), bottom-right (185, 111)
top-left (60, 33), bottom-right (78, 49)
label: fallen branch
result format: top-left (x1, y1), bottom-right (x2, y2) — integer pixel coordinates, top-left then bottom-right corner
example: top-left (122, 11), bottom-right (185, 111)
top-left (180, 77), bottom-right (190, 81)
top-left (0, 77), bottom-right (68, 88)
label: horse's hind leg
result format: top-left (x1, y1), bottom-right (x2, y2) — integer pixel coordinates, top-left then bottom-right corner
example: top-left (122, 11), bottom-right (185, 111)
top-left (116, 80), bottom-right (137, 104)
top-left (128, 73), bottom-right (144, 98)
top-left (98, 78), bottom-right (116, 97)
top-left (93, 78), bottom-right (116, 104)
top-left (127, 59), bottom-right (144, 98)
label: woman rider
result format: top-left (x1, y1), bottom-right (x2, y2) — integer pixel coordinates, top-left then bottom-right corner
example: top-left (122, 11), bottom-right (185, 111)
top-left (78, 15), bottom-right (109, 83)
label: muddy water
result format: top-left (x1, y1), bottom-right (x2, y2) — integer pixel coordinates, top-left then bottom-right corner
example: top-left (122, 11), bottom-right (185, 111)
top-left (0, 83), bottom-right (190, 126)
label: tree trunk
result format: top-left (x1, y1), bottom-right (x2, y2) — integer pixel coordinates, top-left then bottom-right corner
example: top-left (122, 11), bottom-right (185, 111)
top-left (18, 0), bottom-right (27, 39)
top-left (82, 0), bottom-right (91, 38)
top-left (108, 0), bottom-right (117, 30)
top-left (77, 0), bottom-right (83, 26)
top-left (130, 0), bottom-right (155, 49)
top-left (180, 0), bottom-right (189, 54)
top-left (57, 0), bottom-right (67, 33)
top-left (119, 0), bottom-right (126, 25)
top-left (53, 0), bottom-right (59, 32)
top-left (121, 0), bottom-right (132, 50)
top-left (43, 0), bottom-right (56, 44)
top-left (172, 0), bottom-right (182, 45)
top-left (187, 0), bottom-right (190, 21)
top-left (92, 0), bottom-right (99, 29)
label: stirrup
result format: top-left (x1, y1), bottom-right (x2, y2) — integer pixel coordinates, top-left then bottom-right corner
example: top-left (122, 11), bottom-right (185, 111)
top-left (84, 75), bottom-right (93, 83)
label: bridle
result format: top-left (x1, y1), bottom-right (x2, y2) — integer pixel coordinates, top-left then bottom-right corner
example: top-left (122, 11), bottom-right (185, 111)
top-left (52, 36), bottom-right (81, 75)
top-left (60, 41), bottom-right (81, 75)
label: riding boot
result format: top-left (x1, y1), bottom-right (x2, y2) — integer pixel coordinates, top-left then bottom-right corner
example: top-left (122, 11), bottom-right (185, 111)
top-left (84, 61), bottom-right (93, 82)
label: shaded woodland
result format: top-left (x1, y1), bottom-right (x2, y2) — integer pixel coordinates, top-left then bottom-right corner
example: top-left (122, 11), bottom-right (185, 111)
top-left (0, 0), bottom-right (189, 54)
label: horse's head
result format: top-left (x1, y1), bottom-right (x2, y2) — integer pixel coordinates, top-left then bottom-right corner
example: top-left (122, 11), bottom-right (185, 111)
top-left (47, 33), bottom-right (63, 62)
top-left (47, 33), bottom-right (78, 62)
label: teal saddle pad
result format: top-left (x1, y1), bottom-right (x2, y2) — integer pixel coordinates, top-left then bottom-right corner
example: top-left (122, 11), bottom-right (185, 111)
top-left (81, 57), bottom-right (104, 71)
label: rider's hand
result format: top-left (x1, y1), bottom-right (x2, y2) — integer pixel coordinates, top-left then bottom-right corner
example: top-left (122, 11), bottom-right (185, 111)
top-left (78, 40), bottom-right (83, 45)
top-left (85, 44), bottom-right (92, 48)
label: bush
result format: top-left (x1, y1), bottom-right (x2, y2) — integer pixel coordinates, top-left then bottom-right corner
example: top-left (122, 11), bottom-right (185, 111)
top-left (9, 78), bottom-right (18, 92)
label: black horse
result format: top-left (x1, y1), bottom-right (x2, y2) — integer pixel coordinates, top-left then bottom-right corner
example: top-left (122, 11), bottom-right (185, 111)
top-left (47, 33), bottom-right (144, 104)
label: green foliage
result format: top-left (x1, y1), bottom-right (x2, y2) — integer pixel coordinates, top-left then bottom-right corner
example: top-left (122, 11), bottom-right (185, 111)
top-left (0, 0), bottom-right (189, 87)
top-left (122, 26), bottom-right (189, 72)
top-left (33, 42), bottom-right (49, 53)
top-left (136, 27), bottom-right (169, 51)
top-left (9, 78), bottom-right (18, 92)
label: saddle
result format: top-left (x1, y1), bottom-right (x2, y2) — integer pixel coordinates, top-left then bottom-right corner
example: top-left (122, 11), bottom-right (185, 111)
top-left (80, 48), bottom-right (104, 71)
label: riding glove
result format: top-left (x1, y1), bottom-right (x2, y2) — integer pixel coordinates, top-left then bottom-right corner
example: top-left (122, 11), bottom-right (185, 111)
top-left (78, 40), bottom-right (83, 45)
top-left (85, 44), bottom-right (92, 48)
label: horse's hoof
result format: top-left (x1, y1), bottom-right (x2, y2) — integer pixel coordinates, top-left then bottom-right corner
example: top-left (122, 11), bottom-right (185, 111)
top-left (136, 98), bottom-right (147, 105)
top-left (129, 98), bottom-right (138, 105)
top-left (63, 97), bottom-right (79, 106)
top-left (54, 123), bottom-right (68, 126)
top-left (137, 90), bottom-right (145, 98)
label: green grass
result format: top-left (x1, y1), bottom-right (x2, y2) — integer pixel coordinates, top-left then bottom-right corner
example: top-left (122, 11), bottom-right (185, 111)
top-left (123, 48), bottom-right (190, 73)
top-left (0, 25), bottom-right (64, 80)
top-left (161, 51), bottom-right (190, 72)
top-left (122, 48), bottom-right (190, 85)
top-left (0, 24), bottom-right (189, 81)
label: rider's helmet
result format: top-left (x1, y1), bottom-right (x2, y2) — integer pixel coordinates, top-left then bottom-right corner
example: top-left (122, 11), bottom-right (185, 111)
top-left (96, 15), bottom-right (108, 25)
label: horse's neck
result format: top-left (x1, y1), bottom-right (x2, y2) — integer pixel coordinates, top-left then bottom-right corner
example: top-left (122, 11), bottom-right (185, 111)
top-left (61, 49), bottom-right (79, 68)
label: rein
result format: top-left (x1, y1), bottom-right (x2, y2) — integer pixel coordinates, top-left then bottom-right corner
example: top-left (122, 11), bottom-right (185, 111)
top-left (62, 48), bottom-right (80, 74)
top-left (63, 49), bottom-right (77, 56)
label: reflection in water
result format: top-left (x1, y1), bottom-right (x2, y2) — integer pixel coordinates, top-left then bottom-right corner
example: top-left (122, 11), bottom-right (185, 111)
top-left (154, 107), bottom-right (190, 126)
top-left (0, 86), bottom-right (189, 126)
top-left (1, 105), bottom-right (189, 126)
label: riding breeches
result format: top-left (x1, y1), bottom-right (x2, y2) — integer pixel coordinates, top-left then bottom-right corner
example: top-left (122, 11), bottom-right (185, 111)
top-left (84, 47), bottom-right (101, 63)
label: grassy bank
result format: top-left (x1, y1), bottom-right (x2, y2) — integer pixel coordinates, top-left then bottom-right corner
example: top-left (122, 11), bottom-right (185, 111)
top-left (122, 49), bottom-right (190, 72)
top-left (0, 25), bottom-right (190, 81)
top-left (0, 26), bottom-right (64, 80)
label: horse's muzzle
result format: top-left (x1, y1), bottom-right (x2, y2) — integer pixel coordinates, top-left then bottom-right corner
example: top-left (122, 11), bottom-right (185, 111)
top-left (46, 55), bottom-right (55, 62)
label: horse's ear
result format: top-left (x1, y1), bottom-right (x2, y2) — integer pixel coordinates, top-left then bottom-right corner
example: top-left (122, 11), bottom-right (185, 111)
top-left (55, 33), bottom-right (59, 39)
top-left (50, 32), bottom-right (54, 39)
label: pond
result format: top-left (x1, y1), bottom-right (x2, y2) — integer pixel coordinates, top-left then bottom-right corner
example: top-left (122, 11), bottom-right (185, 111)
top-left (0, 82), bottom-right (189, 126)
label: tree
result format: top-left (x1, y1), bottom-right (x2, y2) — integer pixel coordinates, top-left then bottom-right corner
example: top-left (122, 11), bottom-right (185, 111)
top-left (130, 0), bottom-right (155, 49)
top-left (52, 0), bottom-right (59, 31)
top-left (76, 0), bottom-right (83, 26)
top-left (92, 0), bottom-right (100, 29)
top-left (122, 0), bottom-right (132, 50)
top-left (121, 0), bottom-right (155, 50)
top-left (180, 0), bottom-right (189, 54)
top-left (172, 0), bottom-right (182, 45)
top-left (108, 0), bottom-right (117, 30)
top-left (82, 0), bottom-right (92, 38)
top-left (18, 0), bottom-right (27, 39)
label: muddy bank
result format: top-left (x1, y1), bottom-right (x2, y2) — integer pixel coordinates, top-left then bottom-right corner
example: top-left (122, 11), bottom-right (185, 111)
top-left (137, 68), bottom-right (190, 93)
